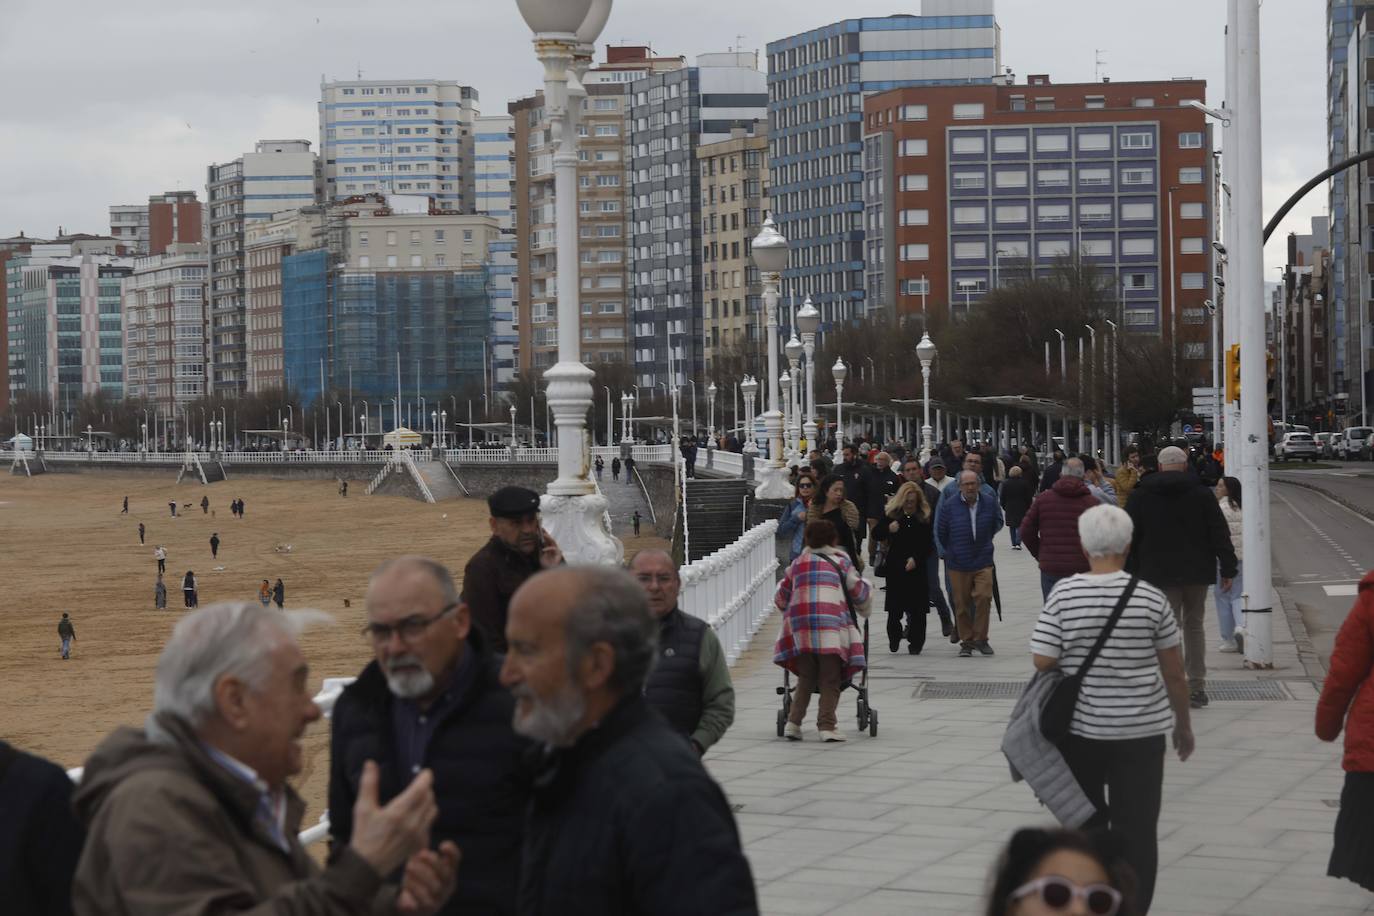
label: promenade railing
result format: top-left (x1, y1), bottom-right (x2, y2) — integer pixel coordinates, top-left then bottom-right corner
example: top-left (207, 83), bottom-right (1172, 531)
top-left (678, 518), bottom-right (779, 665)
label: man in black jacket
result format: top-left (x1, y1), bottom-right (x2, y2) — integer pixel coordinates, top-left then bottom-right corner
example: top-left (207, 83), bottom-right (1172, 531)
top-left (330, 556), bottom-right (530, 915)
top-left (501, 566), bottom-right (757, 916)
top-left (461, 487), bottom-right (563, 652)
top-left (0, 741), bottom-right (84, 915)
top-left (1126, 446), bottom-right (1239, 709)
top-left (867, 451), bottom-right (903, 564)
top-left (838, 444), bottom-right (871, 556)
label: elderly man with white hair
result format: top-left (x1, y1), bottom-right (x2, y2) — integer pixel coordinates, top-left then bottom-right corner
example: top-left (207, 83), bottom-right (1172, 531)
top-left (1029, 504), bottom-right (1195, 915)
top-left (1124, 445), bottom-right (1239, 710)
top-left (72, 602), bottom-right (460, 916)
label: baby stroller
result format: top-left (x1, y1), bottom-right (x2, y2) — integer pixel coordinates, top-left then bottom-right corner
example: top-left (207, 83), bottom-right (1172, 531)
top-left (776, 616), bottom-right (878, 738)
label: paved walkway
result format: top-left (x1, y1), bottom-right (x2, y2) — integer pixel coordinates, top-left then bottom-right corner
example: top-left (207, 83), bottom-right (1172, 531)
top-left (704, 541), bottom-right (1374, 915)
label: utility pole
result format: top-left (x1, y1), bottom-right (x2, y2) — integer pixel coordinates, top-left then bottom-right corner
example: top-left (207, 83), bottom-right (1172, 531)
top-left (1223, 0), bottom-right (1241, 471)
top-left (1234, 0), bottom-right (1273, 668)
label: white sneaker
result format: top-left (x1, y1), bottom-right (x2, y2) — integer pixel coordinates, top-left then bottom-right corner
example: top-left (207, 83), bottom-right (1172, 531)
top-left (784, 722), bottom-right (803, 741)
top-left (819, 729), bottom-right (847, 743)
top-left (1218, 641), bottom-right (1239, 653)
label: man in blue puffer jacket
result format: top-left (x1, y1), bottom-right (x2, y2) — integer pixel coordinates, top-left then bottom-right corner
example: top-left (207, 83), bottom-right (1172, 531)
top-left (935, 470), bottom-right (1004, 658)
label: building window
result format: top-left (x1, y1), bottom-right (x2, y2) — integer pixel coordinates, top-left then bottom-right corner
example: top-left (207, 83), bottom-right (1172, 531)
top-left (899, 244), bottom-right (929, 261)
top-left (952, 103), bottom-right (985, 120)
top-left (410, 255), bottom-right (422, 267)
top-left (1121, 237), bottom-right (1156, 256)
top-left (1120, 131), bottom-right (1153, 150)
top-left (1178, 132), bottom-right (1204, 149)
top-left (594, 125), bottom-right (619, 137)
top-left (1183, 342), bottom-right (1206, 359)
top-left (900, 104), bottom-right (928, 121)
top-left (1127, 273), bottom-right (1154, 290)
top-left (1121, 201), bottom-right (1155, 221)
top-left (996, 240), bottom-right (1029, 258)
top-left (953, 171), bottom-right (986, 190)
top-left (953, 240), bottom-right (988, 260)
top-left (1080, 238), bottom-right (1112, 257)
top-left (386, 255), bottom-right (398, 267)
top-left (1181, 272), bottom-right (1207, 289)
top-left (1079, 202), bottom-right (1112, 222)
top-left (1179, 167), bottom-right (1204, 184)
top-left (951, 135), bottom-right (986, 155)
top-left (993, 134), bottom-right (1028, 154)
top-left (995, 204), bottom-right (1028, 223)
top-left (386, 231), bottom-right (397, 246)
top-left (1132, 97), bottom-right (1155, 108)
top-left (1034, 97), bottom-right (1055, 111)
top-left (1180, 237), bottom-right (1205, 254)
top-left (1077, 132), bottom-right (1112, 152)
top-left (994, 169), bottom-right (1028, 189)
top-left (898, 209), bottom-right (930, 226)
top-left (1078, 167), bottom-right (1111, 186)
top-left (1037, 168), bottom-right (1070, 187)
top-left (899, 139), bottom-right (928, 157)
top-left (1085, 95), bottom-right (1106, 109)
top-left (901, 174), bottom-right (929, 191)
top-left (1180, 202), bottom-right (1205, 219)
top-left (902, 277), bottom-right (931, 295)
top-left (1037, 203), bottom-right (1070, 223)
top-left (1035, 133), bottom-right (1069, 153)
top-left (953, 205), bottom-right (986, 225)
top-left (358, 255), bottom-right (370, 268)
top-left (1010, 95), bottom-right (1026, 111)
top-left (1038, 239), bottom-right (1071, 259)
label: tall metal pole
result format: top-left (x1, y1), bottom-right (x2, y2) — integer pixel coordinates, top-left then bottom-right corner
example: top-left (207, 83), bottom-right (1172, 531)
top-left (1106, 319), bottom-right (1119, 466)
top-left (1223, 0), bottom-right (1241, 470)
top-left (1077, 336), bottom-right (1086, 454)
top-left (1086, 324), bottom-right (1097, 458)
top-left (1235, 0), bottom-right (1272, 667)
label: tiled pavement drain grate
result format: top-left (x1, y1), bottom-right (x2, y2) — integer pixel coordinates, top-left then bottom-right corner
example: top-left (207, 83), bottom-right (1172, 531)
top-left (915, 680), bottom-right (1297, 701)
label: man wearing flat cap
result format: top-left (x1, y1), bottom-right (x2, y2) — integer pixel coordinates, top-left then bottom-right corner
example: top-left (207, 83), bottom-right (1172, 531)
top-left (461, 486), bottom-right (563, 652)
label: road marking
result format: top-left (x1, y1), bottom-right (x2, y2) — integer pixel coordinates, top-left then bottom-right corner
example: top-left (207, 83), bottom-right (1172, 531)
top-left (1323, 584), bottom-right (1360, 597)
top-left (1272, 488), bottom-right (1367, 577)
top-left (1300, 486), bottom-right (1374, 529)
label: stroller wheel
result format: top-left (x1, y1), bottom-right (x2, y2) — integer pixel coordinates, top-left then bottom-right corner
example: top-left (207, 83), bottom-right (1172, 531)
top-left (869, 708), bottom-right (879, 737)
top-left (776, 707), bottom-right (786, 738)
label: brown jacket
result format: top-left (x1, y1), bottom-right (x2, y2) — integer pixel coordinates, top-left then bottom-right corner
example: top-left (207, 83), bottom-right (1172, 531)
top-left (461, 536), bottom-right (543, 652)
top-left (805, 498), bottom-right (865, 570)
top-left (72, 712), bottom-right (388, 915)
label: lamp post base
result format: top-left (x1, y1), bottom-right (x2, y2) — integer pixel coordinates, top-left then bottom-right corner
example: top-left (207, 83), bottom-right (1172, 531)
top-left (540, 492), bottom-right (623, 566)
top-left (754, 462), bottom-right (793, 500)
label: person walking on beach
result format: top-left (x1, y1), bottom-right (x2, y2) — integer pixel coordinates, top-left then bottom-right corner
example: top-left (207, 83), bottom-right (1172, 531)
top-left (272, 578), bottom-right (284, 609)
top-left (57, 613), bottom-right (76, 660)
top-left (137, 522), bottom-right (145, 545)
top-left (209, 533), bottom-right (220, 559)
top-left (168, 500), bottom-right (177, 518)
top-left (121, 496), bottom-right (128, 515)
top-left (181, 571), bottom-right (197, 608)
top-left (200, 495), bottom-right (209, 515)
top-left (258, 579), bottom-right (272, 607)
top-left (154, 545), bottom-right (166, 575)
top-left (154, 574), bottom-right (166, 610)
top-left (633, 510), bottom-right (642, 537)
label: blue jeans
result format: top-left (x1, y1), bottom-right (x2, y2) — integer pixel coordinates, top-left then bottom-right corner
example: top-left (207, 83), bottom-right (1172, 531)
top-left (926, 553), bottom-right (952, 624)
top-left (1009, 526), bottom-right (1022, 548)
top-left (1041, 571), bottom-right (1066, 602)
top-left (60, 636), bottom-right (71, 659)
top-left (1215, 560), bottom-right (1244, 642)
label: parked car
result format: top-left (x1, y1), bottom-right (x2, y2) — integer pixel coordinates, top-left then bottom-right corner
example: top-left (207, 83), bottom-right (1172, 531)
top-left (1335, 426), bottom-right (1374, 460)
top-left (1314, 432), bottom-right (1336, 458)
top-left (1275, 432), bottom-right (1321, 462)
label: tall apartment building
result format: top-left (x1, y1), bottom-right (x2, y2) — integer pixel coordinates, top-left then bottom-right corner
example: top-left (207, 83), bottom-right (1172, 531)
top-left (767, 6), bottom-right (1003, 327)
top-left (474, 114), bottom-right (518, 393)
top-left (109, 205), bottom-right (148, 253)
top-left (862, 77), bottom-right (1213, 382)
top-left (626, 52), bottom-right (767, 388)
top-left (206, 139), bottom-right (318, 396)
top-left (110, 191), bottom-right (204, 256)
top-left (1281, 219), bottom-right (1334, 427)
top-left (244, 209), bottom-right (327, 393)
top-left (1333, 7), bottom-right (1374, 423)
top-left (697, 126), bottom-right (769, 375)
top-left (320, 79), bottom-right (478, 210)
top-left (0, 234), bottom-right (46, 413)
top-left (122, 243), bottom-right (210, 412)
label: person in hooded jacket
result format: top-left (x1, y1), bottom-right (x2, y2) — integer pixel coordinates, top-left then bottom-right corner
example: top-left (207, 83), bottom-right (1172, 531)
top-left (997, 466), bottom-right (1034, 550)
top-left (1317, 569), bottom-right (1374, 893)
top-left (1019, 458), bottom-right (1100, 600)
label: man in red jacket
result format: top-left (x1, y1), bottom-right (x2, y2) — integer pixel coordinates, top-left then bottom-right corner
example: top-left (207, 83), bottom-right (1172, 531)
top-left (1018, 458), bottom-right (1100, 601)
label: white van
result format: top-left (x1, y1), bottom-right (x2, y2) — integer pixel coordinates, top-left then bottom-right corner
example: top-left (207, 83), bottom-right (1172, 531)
top-left (1335, 426), bottom-right (1374, 460)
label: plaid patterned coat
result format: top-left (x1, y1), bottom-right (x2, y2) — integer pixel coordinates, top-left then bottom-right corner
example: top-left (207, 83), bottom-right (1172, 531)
top-left (773, 546), bottom-right (872, 681)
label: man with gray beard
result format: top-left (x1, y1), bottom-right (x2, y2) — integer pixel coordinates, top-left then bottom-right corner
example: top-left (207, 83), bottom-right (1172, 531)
top-left (329, 556), bottom-right (530, 915)
top-left (501, 567), bottom-right (756, 916)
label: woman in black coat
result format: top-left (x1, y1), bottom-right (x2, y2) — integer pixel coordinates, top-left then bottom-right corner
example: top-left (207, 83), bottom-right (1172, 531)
top-left (999, 466), bottom-right (1034, 550)
top-left (874, 481), bottom-right (934, 654)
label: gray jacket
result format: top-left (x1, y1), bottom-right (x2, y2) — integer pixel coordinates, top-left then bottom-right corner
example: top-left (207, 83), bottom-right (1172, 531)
top-left (1001, 670), bottom-right (1096, 828)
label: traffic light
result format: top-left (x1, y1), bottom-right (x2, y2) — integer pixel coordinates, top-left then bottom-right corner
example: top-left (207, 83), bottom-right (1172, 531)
top-left (1225, 344), bottom-right (1241, 403)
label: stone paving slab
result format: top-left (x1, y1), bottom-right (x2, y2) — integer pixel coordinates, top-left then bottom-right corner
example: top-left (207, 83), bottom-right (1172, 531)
top-left (705, 542), bottom-right (1374, 914)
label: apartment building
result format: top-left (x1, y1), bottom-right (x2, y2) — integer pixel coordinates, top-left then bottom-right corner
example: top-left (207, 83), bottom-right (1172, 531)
top-left (122, 243), bottom-right (210, 412)
top-left (474, 114), bottom-right (518, 393)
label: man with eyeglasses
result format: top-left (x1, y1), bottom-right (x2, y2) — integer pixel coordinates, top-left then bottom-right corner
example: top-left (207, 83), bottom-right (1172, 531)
top-left (461, 486), bottom-right (563, 653)
top-left (629, 550), bottom-right (735, 756)
top-left (329, 556), bottom-right (530, 915)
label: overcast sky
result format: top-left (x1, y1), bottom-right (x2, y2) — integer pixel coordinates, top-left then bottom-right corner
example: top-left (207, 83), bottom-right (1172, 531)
top-left (0, 0), bottom-right (1323, 272)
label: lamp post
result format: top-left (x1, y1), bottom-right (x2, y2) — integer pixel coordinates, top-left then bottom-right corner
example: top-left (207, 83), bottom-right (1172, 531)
top-left (832, 358), bottom-right (848, 449)
top-left (741, 375), bottom-right (759, 456)
top-left (619, 392), bottom-right (631, 443)
top-left (509, 404), bottom-right (517, 447)
top-left (785, 333), bottom-right (803, 456)
top-left (1077, 335), bottom-right (1085, 454)
top-left (141, 422), bottom-right (148, 453)
top-left (686, 379), bottom-right (697, 441)
top-left (1106, 318), bottom-right (1120, 466)
top-left (515, 0), bottom-right (620, 563)
top-left (779, 370), bottom-right (794, 462)
top-left (750, 215), bottom-right (791, 497)
top-left (282, 418), bottom-right (290, 453)
top-left (1054, 327), bottom-right (1068, 449)
top-left (706, 382), bottom-right (717, 452)
top-left (916, 333), bottom-right (937, 461)
top-left (797, 296), bottom-right (820, 450)
top-left (1085, 324), bottom-right (1097, 458)
top-left (603, 386), bottom-right (613, 448)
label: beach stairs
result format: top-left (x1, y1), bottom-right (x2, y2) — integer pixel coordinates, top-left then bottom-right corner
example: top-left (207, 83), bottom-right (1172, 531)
top-left (600, 469), bottom-right (653, 538)
top-left (683, 478), bottom-right (753, 562)
top-left (368, 451), bottom-right (441, 504)
top-left (176, 452), bottom-right (209, 485)
top-left (10, 453), bottom-right (42, 476)
top-left (416, 459), bottom-right (468, 501)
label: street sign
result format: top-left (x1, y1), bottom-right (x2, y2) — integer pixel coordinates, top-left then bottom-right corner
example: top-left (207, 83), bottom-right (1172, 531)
top-left (1192, 386), bottom-right (1217, 397)
top-left (1182, 424), bottom-right (1195, 434)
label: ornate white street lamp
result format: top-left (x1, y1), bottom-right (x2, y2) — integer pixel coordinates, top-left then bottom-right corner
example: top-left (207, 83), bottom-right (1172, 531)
top-left (779, 370), bottom-right (794, 462)
top-left (741, 375), bottom-right (759, 456)
top-left (797, 297), bottom-right (820, 451)
top-left (785, 333), bottom-right (804, 458)
top-left (706, 382), bottom-right (717, 450)
top-left (514, 0), bottom-right (619, 563)
top-left (750, 215), bottom-right (791, 497)
top-left (916, 333), bottom-right (937, 461)
top-left (832, 358), bottom-right (848, 449)
top-left (509, 404), bottom-right (517, 448)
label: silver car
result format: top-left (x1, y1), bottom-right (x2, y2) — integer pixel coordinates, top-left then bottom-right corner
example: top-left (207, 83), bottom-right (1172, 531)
top-left (1276, 432), bottom-right (1320, 462)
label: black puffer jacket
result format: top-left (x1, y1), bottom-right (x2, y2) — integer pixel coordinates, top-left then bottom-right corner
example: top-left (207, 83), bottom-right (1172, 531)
top-left (0, 741), bottom-right (84, 916)
top-left (1125, 470), bottom-right (1238, 588)
top-left (519, 696), bottom-right (757, 916)
top-left (328, 631), bottom-right (531, 915)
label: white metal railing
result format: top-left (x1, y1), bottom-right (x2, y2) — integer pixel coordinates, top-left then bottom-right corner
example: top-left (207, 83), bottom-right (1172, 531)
top-left (399, 451), bottom-right (436, 504)
top-left (445, 447), bottom-right (559, 464)
top-left (709, 449), bottom-right (745, 477)
top-left (365, 456), bottom-right (397, 495)
top-left (678, 519), bottom-right (779, 664)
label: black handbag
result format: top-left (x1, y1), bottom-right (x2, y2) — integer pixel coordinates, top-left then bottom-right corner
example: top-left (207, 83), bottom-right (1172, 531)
top-left (1039, 576), bottom-right (1139, 743)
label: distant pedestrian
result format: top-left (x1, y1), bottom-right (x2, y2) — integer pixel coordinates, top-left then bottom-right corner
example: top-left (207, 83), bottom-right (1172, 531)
top-left (1020, 458), bottom-right (1099, 599)
top-left (181, 571), bottom-right (197, 608)
top-left (807, 473), bottom-right (864, 570)
top-left (272, 578), bottom-right (284, 609)
top-left (137, 522), bottom-right (145, 545)
top-left (57, 613), bottom-right (76, 659)
top-left (237, 498), bottom-right (245, 518)
top-left (595, 455), bottom-right (604, 481)
top-left (168, 500), bottom-right (177, 518)
top-left (154, 574), bottom-right (166, 610)
top-left (1082, 456), bottom-right (1119, 506)
top-left (154, 545), bottom-right (166, 575)
top-left (1115, 447), bottom-right (1144, 505)
top-left (611, 457), bottom-right (621, 482)
top-left (935, 470), bottom-right (1004, 657)
top-left (624, 455), bottom-right (636, 484)
top-left (209, 533), bottom-right (220, 559)
top-left (1316, 568), bottom-right (1374, 893)
top-left (1214, 476), bottom-right (1245, 653)
top-left (778, 474), bottom-right (816, 565)
top-left (632, 510), bottom-right (642, 537)
top-left (998, 466), bottom-right (1034, 550)
top-left (984, 828), bottom-right (1138, 916)
top-left (121, 496), bottom-right (128, 515)
top-left (338, 479), bottom-right (348, 497)
top-left (258, 579), bottom-right (272, 607)
top-left (200, 495), bottom-right (209, 515)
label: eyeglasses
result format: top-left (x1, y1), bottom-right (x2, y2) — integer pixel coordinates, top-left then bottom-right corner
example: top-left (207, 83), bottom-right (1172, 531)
top-left (361, 603), bottom-right (458, 644)
top-left (1009, 876), bottom-right (1122, 916)
top-left (797, 483), bottom-right (814, 490)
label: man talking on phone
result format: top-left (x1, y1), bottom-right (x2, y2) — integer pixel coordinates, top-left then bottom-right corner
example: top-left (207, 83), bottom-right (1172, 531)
top-left (461, 486), bottom-right (564, 653)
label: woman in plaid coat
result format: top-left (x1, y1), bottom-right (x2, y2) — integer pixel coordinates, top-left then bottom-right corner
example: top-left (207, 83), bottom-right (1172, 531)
top-left (774, 519), bottom-right (873, 742)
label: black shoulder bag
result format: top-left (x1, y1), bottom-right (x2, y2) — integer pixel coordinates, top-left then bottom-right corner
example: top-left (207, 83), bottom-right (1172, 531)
top-left (817, 553), bottom-right (861, 627)
top-left (1040, 576), bottom-right (1139, 743)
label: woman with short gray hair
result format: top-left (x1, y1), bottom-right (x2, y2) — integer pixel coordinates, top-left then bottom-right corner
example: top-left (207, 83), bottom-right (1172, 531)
top-left (1027, 505), bottom-right (1195, 914)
